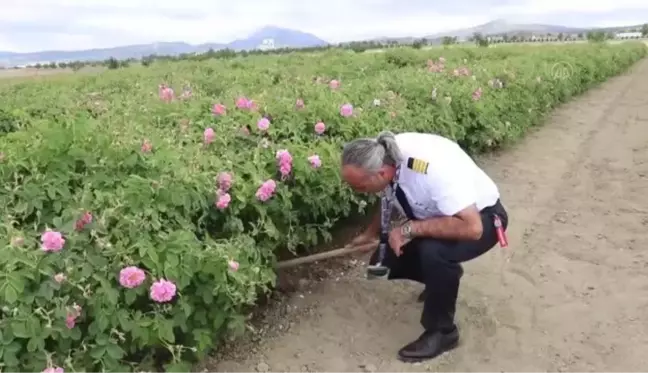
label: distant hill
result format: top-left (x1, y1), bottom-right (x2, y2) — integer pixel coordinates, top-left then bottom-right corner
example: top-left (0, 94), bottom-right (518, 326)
top-left (227, 26), bottom-right (328, 51)
top-left (0, 26), bottom-right (329, 67)
top-left (365, 19), bottom-right (643, 45)
top-left (426, 19), bottom-right (588, 40)
top-left (0, 42), bottom-right (223, 67)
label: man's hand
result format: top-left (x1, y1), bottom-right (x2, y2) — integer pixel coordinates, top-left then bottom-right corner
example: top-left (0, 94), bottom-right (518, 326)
top-left (388, 227), bottom-right (410, 257)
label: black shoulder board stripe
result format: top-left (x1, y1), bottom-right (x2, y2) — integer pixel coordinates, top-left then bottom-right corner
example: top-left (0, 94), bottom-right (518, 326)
top-left (406, 157), bottom-right (429, 174)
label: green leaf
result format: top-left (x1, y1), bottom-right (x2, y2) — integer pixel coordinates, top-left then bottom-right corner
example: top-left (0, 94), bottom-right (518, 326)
top-left (8, 274), bottom-right (25, 293)
top-left (46, 186), bottom-right (57, 200)
top-left (157, 319), bottom-right (175, 343)
top-left (27, 336), bottom-right (44, 352)
top-left (131, 324), bottom-right (150, 344)
top-left (166, 253), bottom-right (179, 267)
top-left (96, 312), bottom-right (110, 332)
top-left (180, 300), bottom-right (192, 318)
top-left (117, 310), bottom-right (132, 331)
top-left (104, 286), bottom-right (119, 306)
top-left (227, 314), bottom-right (246, 337)
top-left (164, 361), bottom-right (192, 372)
top-left (0, 343), bottom-right (20, 367)
top-left (170, 193), bottom-right (185, 207)
top-left (95, 332), bottom-right (110, 346)
top-left (69, 326), bottom-right (82, 341)
top-left (11, 321), bottom-right (29, 338)
top-left (89, 346), bottom-right (106, 359)
top-left (3, 348), bottom-right (19, 366)
top-left (105, 344), bottom-right (125, 360)
top-left (202, 290), bottom-right (213, 305)
top-left (211, 310), bottom-right (227, 331)
top-left (36, 281), bottom-right (55, 301)
top-left (147, 248), bottom-right (159, 264)
top-left (192, 328), bottom-right (213, 354)
top-left (3, 285), bottom-right (18, 304)
top-left (4, 341), bottom-right (20, 354)
top-left (87, 253), bottom-right (109, 268)
top-left (81, 263), bottom-right (94, 278)
top-left (52, 216), bottom-right (63, 228)
top-left (25, 316), bottom-right (42, 339)
top-left (2, 328), bottom-right (14, 344)
top-left (124, 288), bottom-right (138, 306)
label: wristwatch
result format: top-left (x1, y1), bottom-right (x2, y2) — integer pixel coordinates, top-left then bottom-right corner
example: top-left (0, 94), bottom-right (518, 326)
top-left (401, 221), bottom-right (413, 239)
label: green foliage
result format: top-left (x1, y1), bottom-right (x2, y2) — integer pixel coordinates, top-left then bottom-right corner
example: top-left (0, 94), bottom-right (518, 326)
top-left (106, 58), bottom-right (120, 70)
top-left (586, 30), bottom-right (608, 43)
top-left (473, 32), bottom-right (490, 47)
top-left (411, 38), bottom-right (427, 49)
top-left (442, 36), bottom-right (457, 46)
top-left (0, 42), bottom-right (646, 372)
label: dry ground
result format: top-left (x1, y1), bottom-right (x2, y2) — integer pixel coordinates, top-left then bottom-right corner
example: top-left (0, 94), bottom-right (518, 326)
top-left (202, 58), bottom-right (648, 372)
top-left (0, 66), bottom-right (104, 82)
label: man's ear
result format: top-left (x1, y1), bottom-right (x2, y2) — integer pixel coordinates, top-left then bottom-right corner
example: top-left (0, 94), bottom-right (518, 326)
top-left (378, 165), bottom-right (394, 179)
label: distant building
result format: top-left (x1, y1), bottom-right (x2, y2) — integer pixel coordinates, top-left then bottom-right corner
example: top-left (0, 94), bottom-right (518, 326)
top-left (616, 32), bottom-right (642, 39)
top-left (258, 38), bottom-right (275, 51)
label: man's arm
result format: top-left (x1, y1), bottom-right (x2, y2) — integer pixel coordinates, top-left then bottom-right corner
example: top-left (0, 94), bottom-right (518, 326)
top-left (408, 204), bottom-right (483, 241)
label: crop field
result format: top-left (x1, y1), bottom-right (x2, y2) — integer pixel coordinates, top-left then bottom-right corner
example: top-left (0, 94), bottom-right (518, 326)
top-left (0, 42), bottom-right (646, 372)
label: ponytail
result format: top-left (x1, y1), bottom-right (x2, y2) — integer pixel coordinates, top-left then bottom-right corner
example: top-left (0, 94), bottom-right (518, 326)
top-left (341, 131), bottom-right (402, 173)
top-left (376, 131), bottom-right (402, 166)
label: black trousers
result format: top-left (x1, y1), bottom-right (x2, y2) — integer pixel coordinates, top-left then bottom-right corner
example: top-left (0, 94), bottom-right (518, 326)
top-left (369, 199), bottom-right (509, 332)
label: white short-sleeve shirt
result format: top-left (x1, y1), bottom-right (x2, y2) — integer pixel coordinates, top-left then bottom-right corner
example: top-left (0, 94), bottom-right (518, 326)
top-left (388, 132), bottom-right (500, 219)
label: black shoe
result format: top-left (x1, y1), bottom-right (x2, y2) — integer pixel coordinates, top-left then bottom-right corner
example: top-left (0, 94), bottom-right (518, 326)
top-left (417, 289), bottom-right (427, 303)
top-left (397, 327), bottom-right (459, 363)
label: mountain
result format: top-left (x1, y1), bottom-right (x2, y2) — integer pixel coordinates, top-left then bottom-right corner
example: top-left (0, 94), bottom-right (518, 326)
top-left (426, 19), bottom-right (588, 40)
top-left (367, 19), bottom-right (635, 45)
top-left (0, 42), bottom-right (222, 67)
top-left (0, 26), bottom-right (329, 67)
top-left (227, 25), bottom-right (328, 51)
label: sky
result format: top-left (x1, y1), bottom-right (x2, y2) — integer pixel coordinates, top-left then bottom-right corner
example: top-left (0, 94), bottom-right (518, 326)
top-left (1, 0), bottom-right (647, 52)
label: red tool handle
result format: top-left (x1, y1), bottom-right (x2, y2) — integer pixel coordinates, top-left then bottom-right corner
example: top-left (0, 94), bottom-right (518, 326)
top-left (493, 215), bottom-right (508, 248)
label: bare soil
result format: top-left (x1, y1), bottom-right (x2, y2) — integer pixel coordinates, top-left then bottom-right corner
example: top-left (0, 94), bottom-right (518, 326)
top-left (0, 66), bottom-right (104, 82)
top-left (200, 58), bottom-right (648, 372)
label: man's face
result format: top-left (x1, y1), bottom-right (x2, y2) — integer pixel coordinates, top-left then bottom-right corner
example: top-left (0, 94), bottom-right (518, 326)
top-left (341, 164), bottom-right (392, 194)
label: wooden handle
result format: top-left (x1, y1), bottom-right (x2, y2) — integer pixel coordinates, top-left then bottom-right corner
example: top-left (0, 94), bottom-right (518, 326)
top-left (275, 241), bottom-right (377, 269)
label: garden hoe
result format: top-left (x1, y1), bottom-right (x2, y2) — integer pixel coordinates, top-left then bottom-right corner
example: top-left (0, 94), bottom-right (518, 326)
top-left (276, 195), bottom-right (393, 279)
top-left (365, 194), bottom-right (391, 280)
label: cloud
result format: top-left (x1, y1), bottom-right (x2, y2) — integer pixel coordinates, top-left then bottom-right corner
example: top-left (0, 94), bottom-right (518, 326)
top-left (1, 0), bottom-right (647, 52)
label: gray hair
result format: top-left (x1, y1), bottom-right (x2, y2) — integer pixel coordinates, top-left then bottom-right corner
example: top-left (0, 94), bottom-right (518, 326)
top-left (341, 131), bottom-right (403, 173)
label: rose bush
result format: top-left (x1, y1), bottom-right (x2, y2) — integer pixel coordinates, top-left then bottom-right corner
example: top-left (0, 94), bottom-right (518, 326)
top-left (0, 42), bottom-right (646, 371)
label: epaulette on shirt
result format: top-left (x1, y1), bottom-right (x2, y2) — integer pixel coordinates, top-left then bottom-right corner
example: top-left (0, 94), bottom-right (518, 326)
top-left (406, 157), bottom-right (429, 174)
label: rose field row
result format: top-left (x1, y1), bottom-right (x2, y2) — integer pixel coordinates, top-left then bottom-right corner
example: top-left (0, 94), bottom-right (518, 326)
top-left (0, 42), bottom-right (646, 372)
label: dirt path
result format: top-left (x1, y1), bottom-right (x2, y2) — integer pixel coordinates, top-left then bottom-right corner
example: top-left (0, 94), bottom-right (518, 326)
top-left (205, 58), bottom-right (648, 372)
